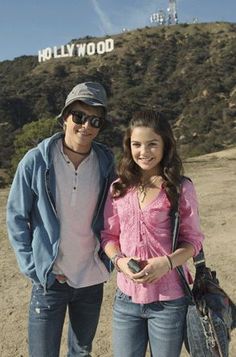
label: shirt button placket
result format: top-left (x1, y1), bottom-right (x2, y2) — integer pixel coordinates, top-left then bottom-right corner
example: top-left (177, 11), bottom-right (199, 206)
top-left (71, 171), bottom-right (78, 205)
top-left (139, 214), bottom-right (146, 245)
top-left (73, 171), bottom-right (78, 190)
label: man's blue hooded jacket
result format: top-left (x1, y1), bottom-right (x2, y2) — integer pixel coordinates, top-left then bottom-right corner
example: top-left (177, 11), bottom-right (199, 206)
top-left (6, 132), bottom-right (116, 290)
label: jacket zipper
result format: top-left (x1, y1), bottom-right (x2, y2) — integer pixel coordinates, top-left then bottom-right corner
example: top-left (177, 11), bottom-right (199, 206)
top-left (44, 168), bottom-right (60, 292)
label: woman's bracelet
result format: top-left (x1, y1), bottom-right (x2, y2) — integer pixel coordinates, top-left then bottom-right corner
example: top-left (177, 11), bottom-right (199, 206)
top-left (165, 255), bottom-right (173, 271)
top-left (111, 253), bottom-right (125, 272)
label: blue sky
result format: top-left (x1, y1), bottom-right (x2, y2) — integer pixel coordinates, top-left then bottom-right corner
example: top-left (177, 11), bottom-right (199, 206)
top-left (1, 0), bottom-right (236, 61)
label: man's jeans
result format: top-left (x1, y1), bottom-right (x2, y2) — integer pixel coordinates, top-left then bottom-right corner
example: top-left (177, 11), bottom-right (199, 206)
top-left (113, 288), bottom-right (188, 357)
top-left (28, 280), bottom-right (103, 357)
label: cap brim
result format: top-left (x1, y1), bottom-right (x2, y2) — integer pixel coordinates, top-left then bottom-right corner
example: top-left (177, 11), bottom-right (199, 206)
top-left (57, 98), bottom-right (107, 122)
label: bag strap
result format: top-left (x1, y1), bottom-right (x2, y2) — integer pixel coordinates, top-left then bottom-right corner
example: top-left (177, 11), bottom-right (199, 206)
top-left (170, 207), bottom-right (193, 298)
top-left (170, 177), bottom-right (206, 299)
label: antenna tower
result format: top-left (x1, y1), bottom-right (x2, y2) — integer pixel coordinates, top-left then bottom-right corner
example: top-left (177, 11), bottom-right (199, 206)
top-left (167, 0), bottom-right (178, 25)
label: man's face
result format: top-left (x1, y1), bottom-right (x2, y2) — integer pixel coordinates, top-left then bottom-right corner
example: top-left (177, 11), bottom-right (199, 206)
top-left (64, 101), bottom-right (105, 148)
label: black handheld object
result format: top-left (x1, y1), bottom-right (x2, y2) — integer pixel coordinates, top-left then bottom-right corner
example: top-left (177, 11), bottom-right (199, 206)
top-left (127, 259), bottom-right (142, 273)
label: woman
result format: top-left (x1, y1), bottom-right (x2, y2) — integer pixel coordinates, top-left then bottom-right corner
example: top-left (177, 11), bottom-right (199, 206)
top-left (101, 110), bottom-right (204, 357)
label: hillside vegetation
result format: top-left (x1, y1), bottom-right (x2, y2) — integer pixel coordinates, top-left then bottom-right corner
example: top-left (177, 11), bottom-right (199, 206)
top-left (1, 22), bottom-right (236, 184)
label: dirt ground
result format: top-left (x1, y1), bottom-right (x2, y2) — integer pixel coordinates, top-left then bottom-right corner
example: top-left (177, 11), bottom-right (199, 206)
top-left (1, 147), bottom-right (236, 357)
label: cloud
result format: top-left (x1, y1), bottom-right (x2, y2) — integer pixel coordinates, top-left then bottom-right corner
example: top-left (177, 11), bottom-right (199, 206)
top-left (91, 0), bottom-right (115, 34)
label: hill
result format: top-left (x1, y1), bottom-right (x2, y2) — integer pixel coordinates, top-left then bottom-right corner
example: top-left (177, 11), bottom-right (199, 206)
top-left (1, 146), bottom-right (235, 356)
top-left (1, 22), bottom-right (236, 183)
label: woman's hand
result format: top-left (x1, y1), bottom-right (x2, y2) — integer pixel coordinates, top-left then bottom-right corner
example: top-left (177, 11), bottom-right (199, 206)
top-left (116, 257), bottom-right (138, 278)
top-left (131, 256), bottom-right (170, 284)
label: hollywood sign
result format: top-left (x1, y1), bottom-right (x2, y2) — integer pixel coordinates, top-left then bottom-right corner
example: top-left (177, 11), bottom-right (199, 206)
top-left (38, 38), bottom-right (114, 63)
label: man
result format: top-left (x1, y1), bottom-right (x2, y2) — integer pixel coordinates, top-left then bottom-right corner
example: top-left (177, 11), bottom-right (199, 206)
top-left (6, 82), bottom-right (116, 357)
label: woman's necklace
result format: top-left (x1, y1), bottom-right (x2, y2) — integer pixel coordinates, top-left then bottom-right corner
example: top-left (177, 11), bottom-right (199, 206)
top-left (63, 141), bottom-right (91, 156)
top-left (138, 176), bottom-right (162, 203)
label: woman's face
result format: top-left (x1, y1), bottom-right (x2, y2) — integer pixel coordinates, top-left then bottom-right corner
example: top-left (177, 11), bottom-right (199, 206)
top-left (130, 126), bottom-right (164, 175)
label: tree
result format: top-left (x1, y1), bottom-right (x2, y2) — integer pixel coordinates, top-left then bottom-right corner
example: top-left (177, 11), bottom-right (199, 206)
top-left (10, 117), bottom-right (60, 177)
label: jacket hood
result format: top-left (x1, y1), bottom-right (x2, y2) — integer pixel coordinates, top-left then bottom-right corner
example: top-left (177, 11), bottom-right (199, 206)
top-left (37, 132), bottom-right (63, 168)
top-left (36, 132), bottom-right (114, 178)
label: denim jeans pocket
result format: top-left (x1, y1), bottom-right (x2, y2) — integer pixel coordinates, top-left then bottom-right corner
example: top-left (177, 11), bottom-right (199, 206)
top-left (115, 288), bottom-right (132, 303)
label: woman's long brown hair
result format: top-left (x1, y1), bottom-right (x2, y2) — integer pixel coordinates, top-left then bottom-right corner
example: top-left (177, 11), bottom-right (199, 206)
top-left (112, 110), bottom-right (183, 209)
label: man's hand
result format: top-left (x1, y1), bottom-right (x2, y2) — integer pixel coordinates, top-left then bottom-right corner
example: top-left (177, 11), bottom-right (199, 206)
top-left (55, 274), bottom-right (67, 283)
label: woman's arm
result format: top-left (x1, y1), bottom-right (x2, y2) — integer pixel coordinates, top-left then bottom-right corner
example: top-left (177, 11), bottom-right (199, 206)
top-left (177, 178), bottom-right (204, 256)
top-left (166, 242), bottom-right (195, 269)
top-left (101, 192), bottom-right (140, 277)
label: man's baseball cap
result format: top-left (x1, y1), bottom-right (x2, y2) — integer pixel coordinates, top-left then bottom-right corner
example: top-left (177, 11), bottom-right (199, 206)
top-left (57, 81), bottom-right (108, 120)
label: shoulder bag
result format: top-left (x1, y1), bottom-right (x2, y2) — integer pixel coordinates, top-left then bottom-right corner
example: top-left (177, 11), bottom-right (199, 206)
top-left (170, 191), bottom-right (236, 357)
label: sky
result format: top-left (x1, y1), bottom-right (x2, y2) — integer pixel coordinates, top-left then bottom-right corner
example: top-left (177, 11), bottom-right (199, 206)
top-left (0, 0), bottom-right (236, 62)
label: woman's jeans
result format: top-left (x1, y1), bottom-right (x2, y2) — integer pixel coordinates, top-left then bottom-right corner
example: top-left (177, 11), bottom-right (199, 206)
top-left (113, 289), bottom-right (188, 357)
top-left (28, 280), bottom-right (103, 357)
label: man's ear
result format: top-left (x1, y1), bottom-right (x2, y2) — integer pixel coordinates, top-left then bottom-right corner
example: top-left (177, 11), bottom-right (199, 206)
top-left (63, 119), bottom-right (67, 131)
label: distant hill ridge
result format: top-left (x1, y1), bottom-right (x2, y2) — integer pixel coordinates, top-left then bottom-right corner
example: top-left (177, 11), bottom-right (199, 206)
top-left (0, 22), bottom-right (236, 183)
